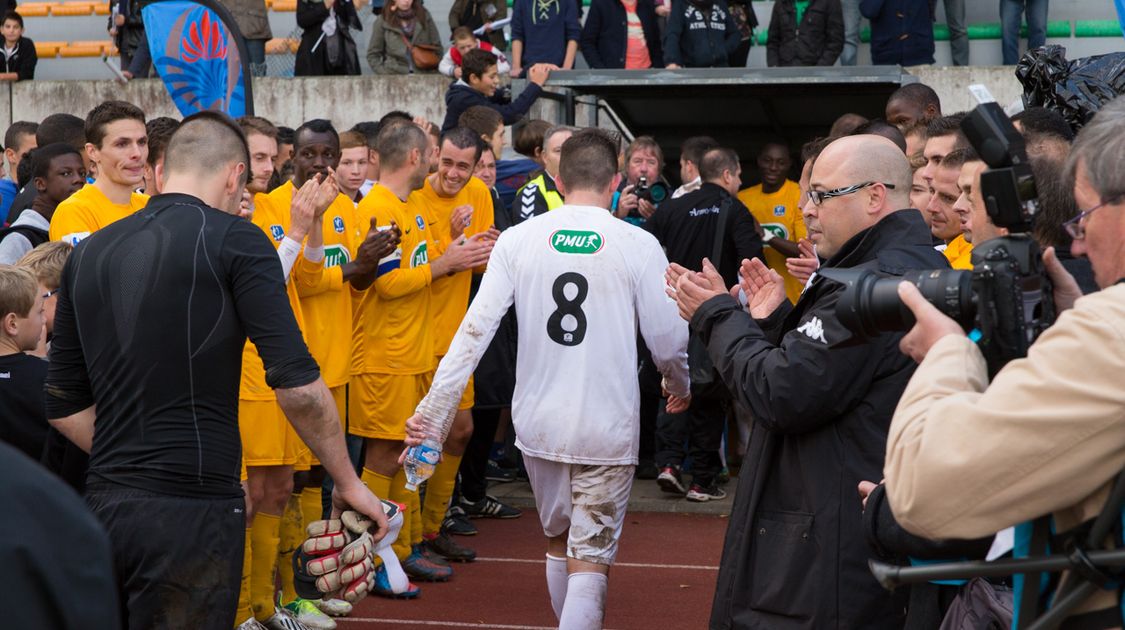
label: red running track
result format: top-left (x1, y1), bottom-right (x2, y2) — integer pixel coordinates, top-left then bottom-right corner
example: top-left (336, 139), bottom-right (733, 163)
top-left (339, 510), bottom-right (729, 629)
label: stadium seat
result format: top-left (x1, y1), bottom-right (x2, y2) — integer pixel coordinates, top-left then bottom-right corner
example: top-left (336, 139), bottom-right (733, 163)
top-left (16, 2), bottom-right (52, 17)
top-left (59, 40), bottom-right (108, 57)
top-left (272, 0), bottom-right (296, 12)
top-left (49, 2), bottom-right (97, 16)
top-left (35, 41), bottom-right (63, 57)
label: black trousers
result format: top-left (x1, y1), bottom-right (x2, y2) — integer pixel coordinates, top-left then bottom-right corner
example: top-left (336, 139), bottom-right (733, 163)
top-left (654, 394), bottom-right (727, 487)
top-left (86, 484), bottom-right (245, 630)
top-left (637, 341), bottom-right (663, 465)
top-left (460, 406), bottom-right (504, 502)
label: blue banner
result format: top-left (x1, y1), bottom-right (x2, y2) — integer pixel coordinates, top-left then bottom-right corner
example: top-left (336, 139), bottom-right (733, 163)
top-left (1118, 0), bottom-right (1125, 39)
top-left (142, 0), bottom-right (254, 117)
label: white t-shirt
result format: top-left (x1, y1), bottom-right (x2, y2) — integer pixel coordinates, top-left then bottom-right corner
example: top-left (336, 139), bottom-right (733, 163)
top-left (418, 204), bottom-right (690, 465)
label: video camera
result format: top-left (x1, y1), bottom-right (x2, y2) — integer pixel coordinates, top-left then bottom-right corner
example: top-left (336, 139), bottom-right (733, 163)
top-left (822, 99), bottom-right (1056, 375)
top-left (634, 176), bottom-right (669, 205)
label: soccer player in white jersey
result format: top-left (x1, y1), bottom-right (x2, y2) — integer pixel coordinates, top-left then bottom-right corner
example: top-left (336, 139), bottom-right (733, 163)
top-left (402, 128), bottom-right (691, 629)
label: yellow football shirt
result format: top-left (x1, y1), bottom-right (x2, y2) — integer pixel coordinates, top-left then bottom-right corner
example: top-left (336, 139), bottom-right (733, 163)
top-left (49, 183), bottom-right (149, 244)
top-left (351, 183), bottom-right (440, 375)
top-left (418, 176), bottom-right (495, 356)
top-left (737, 180), bottom-right (807, 304)
top-left (944, 233), bottom-right (973, 270)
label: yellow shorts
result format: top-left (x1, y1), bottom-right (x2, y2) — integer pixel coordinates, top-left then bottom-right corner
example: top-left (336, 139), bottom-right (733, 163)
top-left (239, 399), bottom-right (306, 467)
top-left (349, 372), bottom-right (432, 440)
top-left (435, 356), bottom-right (475, 411)
top-left (306, 384), bottom-right (348, 467)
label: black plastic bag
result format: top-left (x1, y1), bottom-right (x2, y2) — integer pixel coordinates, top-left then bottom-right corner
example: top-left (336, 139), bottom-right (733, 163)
top-left (1017, 45), bottom-right (1125, 130)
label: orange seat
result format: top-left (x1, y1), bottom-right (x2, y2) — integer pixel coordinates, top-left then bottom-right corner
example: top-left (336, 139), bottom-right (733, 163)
top-left (49, 2), bottom-right (96, 15)
top-left (34, 41), bottom-right (64, 57)
top-left (16, 2), bottom-right (51, 16)
top-left (93, 3), bottom-right (110, 14)
top-left (59, 41), bottom-right (108, 57)
top-left (272, 0), bottom-right (296, 11)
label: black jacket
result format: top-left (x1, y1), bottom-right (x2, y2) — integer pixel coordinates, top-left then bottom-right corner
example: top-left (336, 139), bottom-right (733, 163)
top-left (860, 0), bottom-right (935, 66)
top-left (441, 81), bottom-right (543, 132)
top-left (766, 0), bottom-right (844, 67)
top-left (580, 0), bottom-right (663, 69)
top-left (663, 0), bottom-right (740, 68)
top-left (295, 0), bottom-right (362, 76)
top-left (2, 37), bottom-right (38, 81)
top-left (645, 182), bottom-right (763, 283)
top-left (695, 209), bottom-right (949, 629)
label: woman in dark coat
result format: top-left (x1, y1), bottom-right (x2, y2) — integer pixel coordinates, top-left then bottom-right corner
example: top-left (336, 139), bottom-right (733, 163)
top-left (295, 0), bottom-right (362, 76)
top-left (580, 0), bottom-right (663, 69)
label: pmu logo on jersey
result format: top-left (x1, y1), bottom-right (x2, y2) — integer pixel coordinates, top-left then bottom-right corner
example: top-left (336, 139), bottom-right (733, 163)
top-left (550, 230), bottom-right (604, 255)
top-left (797, 316), bottom-right (827, 344)
top-left (410, 242), bottom-right (429, 268)
top-left (324, 244), bottom-right (351, 268)
top-left (332, 216), bottom-right (345, 233)
top-left (773, 204), bottom-right (787, 217)
top-left (763, 223), bottom-right (789, 245)
top-left (269, 224), bottom-right (285, 241)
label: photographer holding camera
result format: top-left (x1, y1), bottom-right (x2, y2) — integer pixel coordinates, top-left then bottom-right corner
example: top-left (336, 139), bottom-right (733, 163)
top-left (882, 98), bottom-right (1125, 625)
top-left (668, 134), bottom-right (947, 628)
top-left (614, 136), bottom-right (669, 225)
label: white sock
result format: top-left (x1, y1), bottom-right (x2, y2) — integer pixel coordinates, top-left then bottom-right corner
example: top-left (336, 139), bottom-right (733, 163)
top-left (558, 572), bottom-right (608, 630)
top-left (545, 554), bottom-right (569, 620)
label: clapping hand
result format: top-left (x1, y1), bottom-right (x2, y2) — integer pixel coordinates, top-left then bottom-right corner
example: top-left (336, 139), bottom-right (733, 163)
top-left (737, 258), bottom-right (787, 319)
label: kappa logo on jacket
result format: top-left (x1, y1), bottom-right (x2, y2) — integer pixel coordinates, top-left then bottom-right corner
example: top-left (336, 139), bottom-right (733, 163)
top-left (797, 316), bottom-right (827, 344)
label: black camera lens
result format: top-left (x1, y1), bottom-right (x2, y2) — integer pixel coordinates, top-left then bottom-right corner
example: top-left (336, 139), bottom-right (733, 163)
top-left (649, 181), bottom-right (669, 204)
top-left (822, 268), bottom-right (975, 339)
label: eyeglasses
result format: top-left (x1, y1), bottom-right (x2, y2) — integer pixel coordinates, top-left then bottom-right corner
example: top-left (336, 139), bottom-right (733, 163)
top-left (1063, 195), bottom-right (1121, 240)
top-left (808, 181), bottom-right (895, 206)
top-left (42, 288), bottom-right (58, 299)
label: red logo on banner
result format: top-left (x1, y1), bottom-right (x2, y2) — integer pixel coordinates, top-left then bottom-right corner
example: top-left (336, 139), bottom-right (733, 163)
top-left (182, 11), bottom-right (226, 63)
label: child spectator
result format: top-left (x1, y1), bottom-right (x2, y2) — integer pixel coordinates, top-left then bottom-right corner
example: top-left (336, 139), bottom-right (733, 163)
top-left (0, 12), bottom-right (36, 82)
top-left (0, 144), bottom-right (85, 264)
top-left (441, 48), bottom-right (550, 132)
top-left (766, 0), bottom-right (844, 67)
top-left (367, 0), bottom-right (443, 74)
top-left (440, 26), bottom-right (510, 78)
top-left (580, 0), bottom-right (663, 69)
top-left (296, 0), bottom-right (362, 75)
top-left (448, 0), bottom-right (508, 52)
top-left (510, 0), bottom-right (579, 76)
top-left (663, 0), bottom-right (741, 68)
top-left (0, 264), bottom-right (47, 460)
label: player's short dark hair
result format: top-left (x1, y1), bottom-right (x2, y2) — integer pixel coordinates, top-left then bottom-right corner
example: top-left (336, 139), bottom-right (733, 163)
top-left (699, 147), bottom-right (740, 181)
top-left (1031, 153), bottom-right (1078, 250)
top-left (350, 121), bottom-right (381, 149)
top-left (680, 136), bottom-right (718, 166)
top-left (2, 11), bottom-right (24, 28)
top-left (939, 147), bottom-right (979, 171)
top-left (376, 121), bottom-right (427, 171)
top-left (277, 125), bottom-right (295, 145)
top-left (440, 126), bottom-right (483, 163)
top-left (31, 142), bottom-right (82, 180)
top-left (513, 119), bottom-right (551, 158)
top-left (15, 152), bottom-right (32, 187)
top-left (164, 111), bottom-right (250, 186)
top-left (462, 48), bottom-right (498, 83)
top-left (558, 128), bottom-right (618, 192)
top-left (4, 121), bottom-right (37, 152)
top-left (378, 111), bottom-right (413, 128)
top-left (145, 117), bottom-right (180, 168)
top-left (294, 119), bottom-right (339, 151)
top-left (239, 115), bottom-right (279, 141)
top-left (37, 114), bottom-right (86, 151)
top-left (800, 136), bottom-right (833, 165)
top-left (926, 112), bottom-right (968, 141)
top-left (888, 83), bottom-right (942, 114)
top-left (85, 100), bottom-right (146, 148)
top-left (1012, 106), bottom-right (1076, 142)
top-left (458, 106), bottom-right (504, 139)
top-left (851, 118), bottom-right (908, 153)
top-left (829, 112), bottom-right (869, 137)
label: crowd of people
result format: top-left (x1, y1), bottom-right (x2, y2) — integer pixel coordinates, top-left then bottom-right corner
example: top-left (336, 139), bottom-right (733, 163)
top-left (1, 32), bottom-right (1124, 630)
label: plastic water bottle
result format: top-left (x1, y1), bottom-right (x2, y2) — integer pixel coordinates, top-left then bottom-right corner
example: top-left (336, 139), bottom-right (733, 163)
top-left (403, 437), bottom-right (441, 492)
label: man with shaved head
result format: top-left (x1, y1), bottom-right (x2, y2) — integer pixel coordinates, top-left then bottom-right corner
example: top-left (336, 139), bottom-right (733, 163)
top-left (668, 134), bottom-right (948, 628)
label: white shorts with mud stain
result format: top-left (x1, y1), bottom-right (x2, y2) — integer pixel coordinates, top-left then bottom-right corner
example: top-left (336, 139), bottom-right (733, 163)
top-left (523, 454), bottom-right (634, 565)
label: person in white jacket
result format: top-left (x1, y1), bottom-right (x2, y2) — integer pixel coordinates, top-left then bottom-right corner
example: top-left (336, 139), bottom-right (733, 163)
top-left (439, 26), bottom-right (511, 78)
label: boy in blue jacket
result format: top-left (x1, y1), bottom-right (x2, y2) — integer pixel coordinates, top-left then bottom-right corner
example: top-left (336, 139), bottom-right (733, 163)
top-left (441, 48), bottom-right (553, 132)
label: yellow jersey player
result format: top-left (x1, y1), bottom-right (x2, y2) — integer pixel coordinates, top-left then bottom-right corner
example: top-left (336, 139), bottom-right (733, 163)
top-left (350, 120), bottom-right (494, 595)
top-left (49, 101), bottom-right (149, 244)
top-left (737, 142), bottom-right (807, 304)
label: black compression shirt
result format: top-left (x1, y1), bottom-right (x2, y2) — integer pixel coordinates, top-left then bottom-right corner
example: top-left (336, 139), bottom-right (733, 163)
top-left (44, 193), bottom-right (320, 498)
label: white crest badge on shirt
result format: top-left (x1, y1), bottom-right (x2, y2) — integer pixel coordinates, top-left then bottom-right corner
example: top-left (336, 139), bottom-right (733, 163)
top-left (797, 316), bottom-right (827, 344)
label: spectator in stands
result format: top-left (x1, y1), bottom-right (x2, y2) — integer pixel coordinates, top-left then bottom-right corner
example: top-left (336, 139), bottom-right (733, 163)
top-left (337, 129), bottom-right (369, 203)
top-left (109, 0), bottom-right (149, 78)
top-left (663, 0), bottom-right (740, 68)
top-left (367, 0), bottom-right (443, 75)
top-left (141, 117), bottom-right (179, 196)
top-left (0, 12), bottom-right (36, 82)
top-left (860, 0), bottom-right (934, 66)
top-left (441, 26), bottom-right (510, 78)
top-left (449, 0), bottom-right (508, 51)
top-left (297, 0), bottom-right (362, 75)
top-left (510, 0), bottom-right (579, 76)
top-left (458, 105), bottom-right (505, 162)
top-left (726, 0), bottom-right (756, 66)
top-left (766, 0), bottom-right (844, 67)
top-left (671, 135), bottom-right (717, 198)
top-left (884, 83), bottom-right (942, 131)
top-left (0, 144), bottom-right (84, 264)
top-left (939, 0), bottom-right (967, 65)
top-left (441, 48), bottom-right (549, 132)
top-left (1000, 0), bottom-right (1047, 65)
top-left (839, 0), bottom-right (859, 65)
top-left (580, 0), bottom-right (663, 69)
top-left (0, 264), bottom-right (46, 459)
top-left (221, 0), bottom-right (271, 76)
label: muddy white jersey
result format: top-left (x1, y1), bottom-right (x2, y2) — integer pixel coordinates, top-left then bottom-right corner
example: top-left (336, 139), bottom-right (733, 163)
top-left (417, 204), bottom-right (690, 465)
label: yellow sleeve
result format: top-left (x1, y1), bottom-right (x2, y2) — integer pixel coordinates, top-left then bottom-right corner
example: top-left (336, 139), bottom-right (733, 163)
top-left (471, 183), bottom-right (495, 274)
top-left (374, 260), bottom-right (432, 298)
top-left (49, 200), bottom-right (94, 243)
top-left (295, 256), bottom-right (340, 297)
top-left (792, 207), bottom-right (807, 241)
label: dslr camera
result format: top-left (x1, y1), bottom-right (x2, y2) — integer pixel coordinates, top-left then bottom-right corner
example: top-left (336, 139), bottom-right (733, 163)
top-left (822, 101), bottom-right (1056, 375)
top-left (634, 176), bottom-right (669, 205)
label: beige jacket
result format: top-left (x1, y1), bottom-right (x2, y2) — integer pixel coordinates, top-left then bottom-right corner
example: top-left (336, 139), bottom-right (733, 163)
top-left (885, 283), bottom-right (1125, 612)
